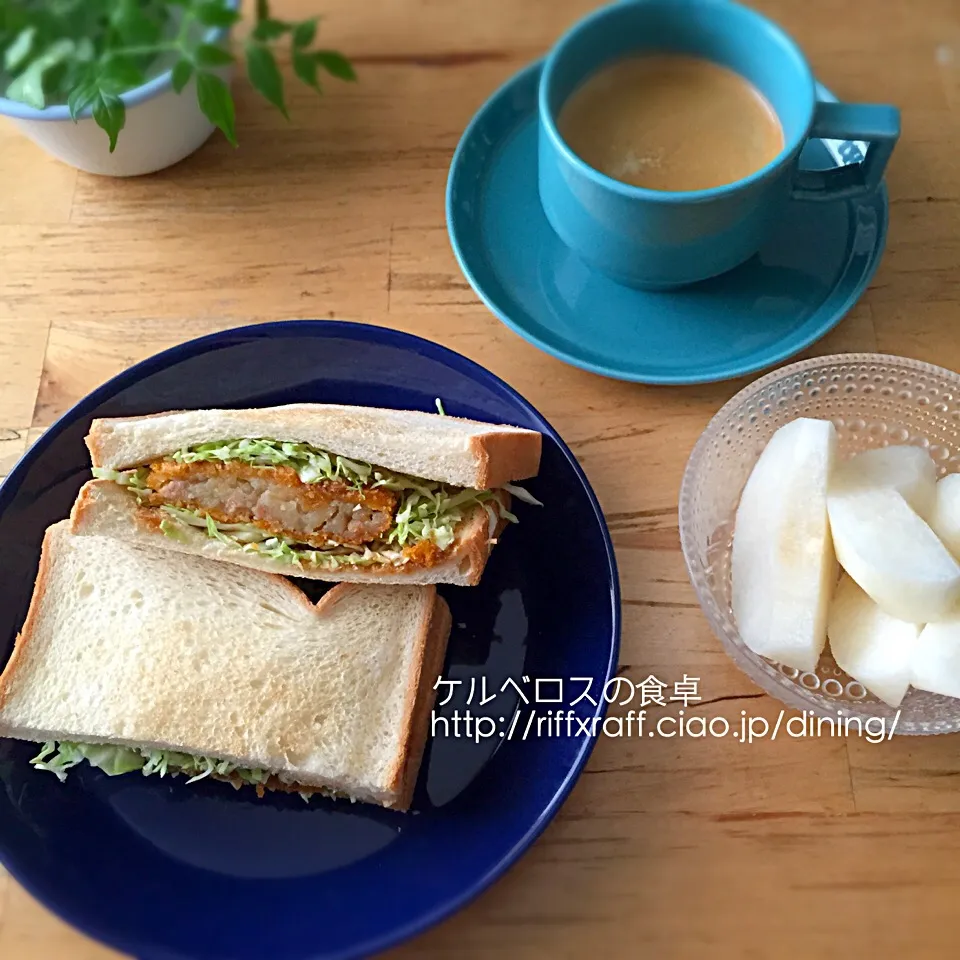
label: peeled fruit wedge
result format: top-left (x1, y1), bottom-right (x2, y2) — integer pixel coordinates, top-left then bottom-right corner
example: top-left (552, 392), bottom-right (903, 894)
top-left (827, 574), bottom-right (920, 708)
top-left (831, 445), bottom-right (937, 520)
top-left (929, 473), bottom-right (960, 559)
top-left (826, 485), bottom-right (960, 622)
top-left (913, 618), bottom-right (960, 699)
top-left (731, 417), bottom-right (838, 673)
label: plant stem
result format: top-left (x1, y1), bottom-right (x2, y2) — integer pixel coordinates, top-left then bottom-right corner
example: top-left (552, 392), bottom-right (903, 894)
top-left (103, 44), bottom-right (178, 59)
top-left (176, 9), bottom-right (195, 46)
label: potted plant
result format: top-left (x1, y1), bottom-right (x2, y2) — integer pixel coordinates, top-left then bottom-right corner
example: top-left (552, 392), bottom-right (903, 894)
top-left (0, 0), bottom-right (355, 176)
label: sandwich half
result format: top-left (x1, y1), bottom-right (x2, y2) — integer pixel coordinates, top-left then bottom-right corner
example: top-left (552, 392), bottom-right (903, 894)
top-left (71, 404), bottom-right (542, 586)
top-left (0, 521), bottom-right (452, 810)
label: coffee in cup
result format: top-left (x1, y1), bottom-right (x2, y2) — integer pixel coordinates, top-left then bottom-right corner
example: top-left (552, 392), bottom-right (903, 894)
top-left (557, 54), bottom-right (784, 193)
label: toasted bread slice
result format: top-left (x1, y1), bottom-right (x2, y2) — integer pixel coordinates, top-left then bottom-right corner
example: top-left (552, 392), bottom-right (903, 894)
top-left (0, 522), bottom-right (452, 810)
top-left (86, 404), bottom-right (542, 491)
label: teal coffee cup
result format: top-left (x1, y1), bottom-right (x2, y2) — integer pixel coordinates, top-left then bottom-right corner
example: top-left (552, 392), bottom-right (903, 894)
top-left (538, 0), bottom-right (901, 289)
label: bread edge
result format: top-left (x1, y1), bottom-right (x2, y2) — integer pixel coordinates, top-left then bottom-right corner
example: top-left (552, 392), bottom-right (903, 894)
top-left (85, 409), bottom-right (187, 466)
top-left (0, 521), bottom-right (66, 716)
top-left (470, 428), bottom-right (543, 489)
top-left (388, 590), bottom-right (452, 811)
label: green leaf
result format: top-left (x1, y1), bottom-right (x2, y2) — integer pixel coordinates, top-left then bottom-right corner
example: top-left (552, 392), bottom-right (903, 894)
top-left (4, 38), bottom-right (77, 110)
top-left (194, 2), bottom-right (242, 28)
top-left (256, 0), bottom-right (270, 20)
top-left (100, 56), bottom-right (146, 94)
top-left (245, 44), bottom-right (287, 118)
top-left (313, 50), bottom-right (356, 82)
top-left (111, 0), bottom-right (164, 47)
top-left (92, 92), bottom-right (125, 153)
top-left (292, 51), bottom-right (320, 92)
top-left (67, 77), bottom-right (99, 121)
top-left (252, 18), bottom-right (288, 41)
top-left (171, 58), bottom-right (194, 94)
top-left (65, 57), bottom-right (142, 130)
top-left (5, 69), bottom-right (46, 109)
top-left (194, 43), bottom-right (235, 68)
top-left (75, 38), bottom-right (96, 63)
top-left (196, 71), bottom-right (237, 146)
top-left (292, 18), bottom-right (317, 49)
top-left (4, 27), bottom-right (35, 73)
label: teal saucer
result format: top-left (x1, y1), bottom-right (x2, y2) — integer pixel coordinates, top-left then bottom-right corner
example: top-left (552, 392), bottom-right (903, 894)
top-left (446, 61), bottom-right (888, 385)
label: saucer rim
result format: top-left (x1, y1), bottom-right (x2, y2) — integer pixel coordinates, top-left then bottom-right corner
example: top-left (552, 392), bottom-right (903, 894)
top-left (445, 59), bottom-right (890, 386)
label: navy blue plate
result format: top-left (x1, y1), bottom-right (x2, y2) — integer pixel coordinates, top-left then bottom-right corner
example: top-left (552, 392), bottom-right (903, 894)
top-left (0, 321), bottom-right (619, 960)
top-left (447, 61), bottom-right (889, 384)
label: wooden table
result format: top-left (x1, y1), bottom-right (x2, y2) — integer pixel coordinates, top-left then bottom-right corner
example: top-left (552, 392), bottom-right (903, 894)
top-left (2, 0), bottom-right (959, 956)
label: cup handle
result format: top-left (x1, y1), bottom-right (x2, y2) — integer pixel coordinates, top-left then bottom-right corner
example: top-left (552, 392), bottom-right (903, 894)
top-left (791, 101), bottom-right (900, 201)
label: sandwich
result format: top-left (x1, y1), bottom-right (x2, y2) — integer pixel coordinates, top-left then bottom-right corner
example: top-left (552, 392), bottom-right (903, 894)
top-left (70, 403), bottom-right (542, 586)
top-left (0, 521), bottom-right (452, 810)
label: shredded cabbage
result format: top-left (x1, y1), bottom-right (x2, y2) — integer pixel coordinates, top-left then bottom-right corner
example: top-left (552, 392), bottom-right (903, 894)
top-left (171, 438), bottom-right (374, 488)
top-left (92, 466), bottom-right (150, 491)
top-left (502, 482), bottom-right (544, 507)
top-left (161, 505), bottom-right (280, 543)
top-left (387, 486), bottom-right (506, 551)
top-left (159, 518), bottom-right (188, 542)
top-left (160, 505), bottom-right (411, 570)
top-left (31, 741), bottom-right (269, 788)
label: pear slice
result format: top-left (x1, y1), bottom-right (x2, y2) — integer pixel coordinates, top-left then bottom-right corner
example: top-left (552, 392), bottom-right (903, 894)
top-left (827, 485), bottom-right (960, 623)
top-left (912, 618), bottom-right (960, 699)
top-left (832, 445), bottom-right (937, 520)
top-left (929, 473), bottom-right (960, 559)
top-left (731, 417), bottom-right (838, 673)
top-left (827, 574), bottom-right (920, 707)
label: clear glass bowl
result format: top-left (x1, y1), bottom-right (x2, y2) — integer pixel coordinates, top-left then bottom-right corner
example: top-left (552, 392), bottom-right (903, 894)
top-left (679, 353), bottom-right (960, 735)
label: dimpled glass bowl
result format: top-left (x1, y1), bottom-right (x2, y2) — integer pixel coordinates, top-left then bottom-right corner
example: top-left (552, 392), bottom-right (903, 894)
top-left (680, 353), bottom-right (960, 736)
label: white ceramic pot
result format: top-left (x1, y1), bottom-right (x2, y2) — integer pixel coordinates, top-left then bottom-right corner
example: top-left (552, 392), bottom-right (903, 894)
top-left (0, 11), bottom-right (236, 177)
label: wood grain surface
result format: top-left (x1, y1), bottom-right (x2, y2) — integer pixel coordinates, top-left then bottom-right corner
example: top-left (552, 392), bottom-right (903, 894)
top-left (2, 0), bottom-right (960, 957)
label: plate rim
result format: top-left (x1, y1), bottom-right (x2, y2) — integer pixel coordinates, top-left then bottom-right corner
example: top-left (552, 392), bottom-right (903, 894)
top-left (0, 318), bottom-right (622, 960)
top-left (445, 59), bottom-right (890, 386)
